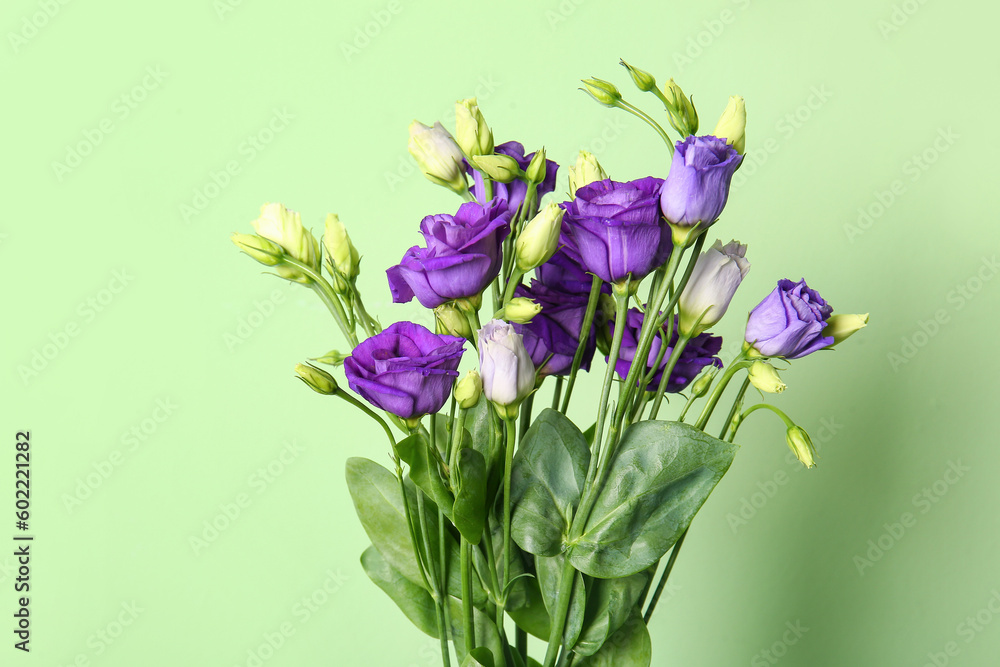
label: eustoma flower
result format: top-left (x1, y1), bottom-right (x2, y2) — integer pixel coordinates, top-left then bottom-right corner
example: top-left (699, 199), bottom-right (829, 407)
top-left (343, 322), bottom-right (465, 420)
top-left (560, 177), bottom-right (671, 284)
top-left (678, 239), bottom-right (750, 336)
top-left (386, 199), bottom-right (511, 308)
top-left (659, 135), bottom-right (742, 245)
top-left (744, 279), bottom-right (834, 359)
top-left (478, 320), bottom-right (535, 418)
top-left (611, 309), bottom-right (723, 392)
top-left (251, 202), bottom-right (321, 282)
top-left (467, 141), bottom-right (558, 213)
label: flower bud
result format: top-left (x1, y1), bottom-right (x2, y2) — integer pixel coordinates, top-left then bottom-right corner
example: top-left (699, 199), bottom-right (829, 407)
top-left (823, 313), bottom-right (869, 347)
top-left (748, 361), bottom-right (786, 394)
top-left (786, 425), bottom-right (816, 469)
top-left (525, 147), bottom-right (548, 185)
top-left (454, 370), bottom-right (483, 409)
top-left (662, 79), bottom-right (699, 136)
top-left (455, 98), bottom-right (494, 157)
top-left (294, 362), bottom-right (338, 395)
top-left (231, 232), bottom-right (283, 266)
top-left (690, 366), bottom-right (717, 399)
top-left (408, 120), bottom-right (467, 194)
top-left (678, 240), bottom-right (750, 336)
top-left (313, 349), bottom-right (347, 366)
top-left (568, 150), bottom-right (609, 198)
top-left (503, 297), bottom-right (542, 324)
top-left (251, 203), bottom-right (321, 282)
top-left (620, 59), bottom-right (656, 92)
top-left (478, 320), bottom-right (535, 418)
top-left (471, 154), bottom-right (521, 183)
top-left (713, 96), bottom-right (746, 154)
top-left (515, 202), bottom-right (564, 272)
top-left (323, 213), bottom-right (361, 288)
top-left (580, 78), bottom-right (622, 107)
top-left (434, 303), bottom-right (473, 339)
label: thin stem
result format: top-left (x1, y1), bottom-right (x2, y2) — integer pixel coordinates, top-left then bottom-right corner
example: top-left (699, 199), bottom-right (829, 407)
top-left (718, 377), bottom-right (751, 441)
top-left (416, 492), bottom-right (451, 667)
top-left (542, 556), bottom-right (578, 667)
top-left (643, 529), bottom-right (688, 624)
top-left (560, 276), bottom-right (603, 414)
top-left (615, 99), bottom-right (674, 153)
top-left (439, 508), bottom-right (453, 662)
top-left (644, 335), bottom-right (690, 422)
top-left (694, 349), bottom-right (750, 431)
top-left (461, 539), bottom-right (475, 655)
top-left (501, 416), bottom-right (517, 605)
top-left (551, 375), bottom-right (564, 411)
top-left (502, 268), bottom-right (525, 306)
top-left (283, 256), bottom-right (359, 348)
top-left (740, 402), bottom-right (796, 429)
top-left (448, 407), bottom-right (468, 483)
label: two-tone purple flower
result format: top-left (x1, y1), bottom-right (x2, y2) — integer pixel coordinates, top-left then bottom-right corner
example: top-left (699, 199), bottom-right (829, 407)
top-left (660, 135), bottom-right (742, 243)
top-left (745, 279), bottom-right (834, 359)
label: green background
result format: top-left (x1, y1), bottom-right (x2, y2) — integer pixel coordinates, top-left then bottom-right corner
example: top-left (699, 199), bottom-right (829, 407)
top-left (5, 0), bottom-right (998, 665)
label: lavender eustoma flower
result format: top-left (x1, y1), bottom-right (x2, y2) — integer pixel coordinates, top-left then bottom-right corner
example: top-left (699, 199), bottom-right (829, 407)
top-left (468, 141), bottom-right (558, 213)
top-left (744, 279), bottom-right (834, 359)
top-left (386, 199), bottom-right (511, 308)
top-left (344, 322), bottom-right (465, 419)
top-left (513, 280), bottom-right (595, 378)
top-left (610, 309), bottom-right (723, 393)
top-left (560, 177), bottom-right (671, 284)
top-left (659, 135), bottom-right (742, 235)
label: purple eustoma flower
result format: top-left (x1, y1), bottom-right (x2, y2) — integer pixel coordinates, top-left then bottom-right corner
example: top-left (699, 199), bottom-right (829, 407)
top-left (343, 322), bottom-right (465, 419)
top-left (386, 199), bottom-right (510, 308)
top-left (745, 279), bottom-right (834, 359)
top-left (659, 135), bottom-right (742, 233)
top-left (560, 177), bottom-right (670, 284)
top-left (513, 280), bottom-right (595, 378)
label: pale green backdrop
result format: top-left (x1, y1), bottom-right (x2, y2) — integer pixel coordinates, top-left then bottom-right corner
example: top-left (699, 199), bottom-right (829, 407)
top-left (4, 0), bottom-right (998, 665)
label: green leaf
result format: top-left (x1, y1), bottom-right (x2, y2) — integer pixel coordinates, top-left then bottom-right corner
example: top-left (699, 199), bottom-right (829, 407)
top-left (575, 609), bottom-right (651, 667)
top-left (535, 553), bottom-right (586, 648)
top-left (511, 408), bottom-right (591, 556)
top-left (448, 598), bottom-right (504, 666)
top-left (453, 448), bottom-right (488, 544)
top-left (569, 421), bottom-right (737, 578)
top-left (461, 647), bottom-right (496, 667)
top-left (573, 571), bottom-right (649, 657)
top-left (361, 546), bottom-right (438, 634)
top-left (397, 433), bottom-right (455, 521)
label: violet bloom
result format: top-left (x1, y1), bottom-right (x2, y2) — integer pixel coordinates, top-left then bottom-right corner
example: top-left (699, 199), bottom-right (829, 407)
top-left (610, 309), bottom-right (723, 393)
top-left (344, 322), bottom-right (465, 419)
top-left (745, 279), bottom-right (834, 359)
top-left (659, 135), bottom-right (742, 234)
top-left (468, 141), bottom-right (558, 213)
top-left (513, 280), bottom-right (595, 378)
top-left (560, 177), bottom-right (670, 284)
top-left (386, 199), bottom-right (510, 308)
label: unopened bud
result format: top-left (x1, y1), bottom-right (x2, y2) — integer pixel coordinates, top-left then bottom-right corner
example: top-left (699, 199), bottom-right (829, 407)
top-left (748, 361), bottom-right (786, 394)
top-left (455, 98), bottom-right (494, 157)
top-left (568, 150), bottom-right (608, 198)
top-left (786, 425), bottom-right (816, 469)
top-left (294, 362), bottom-right (338, 395)
top-left (663, 79), bottom-right (699, 136)
top-left (580, 78), bottom-right (622, 107)
top-left (503, 297), bottom-right (542, 324)
top-left (231, 232), bottom-right (283, 266)
top-left (434, 303), bottom-right (473, 339)
top-left (313, 349), bottom-right (347, 366)
top-left (690, 367), bottom-right (717, 399)
top-left (324, 213), bottom-right (361, 289)
top-left (515, 202), bottom-right (564, 272)
top-left (713, 95), bottom-right (746, 154)
top-left (408, 120), bottom-right (467, 194)
top-left (620, 59), bottom-right (656, 92)
top-left (823, 313), bottom-right (869, 347)
top-left (471, 154), bottom-right (521, 183)
top-left (454, 370), bottom-right (483, 409)
top-left (525, 147), bottom-right (548, 185)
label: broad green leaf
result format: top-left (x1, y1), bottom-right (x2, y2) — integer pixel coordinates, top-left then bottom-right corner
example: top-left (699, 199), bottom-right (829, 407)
top-left (453, 448), bottom-right (488, 544)
top-left (511, 409), bottom-right (591, 556)
top-left (361, 546), bottom-right (438, 634)
top-left (535, 553), bottom-right (586, 648)
top-left (583, 421), bottom-right (597, 446)
top-left (569, 421), bottom-right (738, 578)
top-left (448, 598), bottom-right (505, 667)
top-left (573, 571), bottom-right (649, 656)
top-left (397, 433), bottom-right (455, 521)
top-left (576, 609), bottom-right (651, 667)
top-left (461, 648), bottom-right (496, 667)
top-left (345, 458), bottom-right (484, 605)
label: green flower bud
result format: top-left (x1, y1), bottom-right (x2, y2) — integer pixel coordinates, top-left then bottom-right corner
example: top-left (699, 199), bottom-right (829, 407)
top-left (620, 59), bottom-right (656, 92)
top-left (251, 202), bottom-right (321, 283)
top-left (823, 313), bottom-right (869, 347)
top-left (786, 425), bottom-right (816, 469)
top-left (231, 232), bottom-right (283, 266)
top-left (689, 366), bottom-right (717, 399)
top-left (434, 303), bottom-right (473, 339)
top-left (313, 349), bottom-right (347, 366)
top-left (525, 147), bottom-right (548, 185)
top-left (471, 154), bottom-right (521, 183)
top-left (568, 150), bottom-right (609, 198)
top-left (504, 297), bottom-right (542, 324)
top-left (294, 362), bottom-right (338, 395)
top-left (515, 202), bottom-right (564, 272)
top-left (454, 370), bottom-right (483, 409)
top-left (455, 98), bottom-right (494, 157)
top-left (748, 361), bottom-right (786, 394)
top-left (713, 95), bottom-right (746, 154)
top-left (581, 78), bottom-right (622, 107)
top-left (323, 213), bottom-right (361, 289)
top-left (663, 79), bottom-right (699, 136)
top-left (408, 120), bottom-right (467, 194)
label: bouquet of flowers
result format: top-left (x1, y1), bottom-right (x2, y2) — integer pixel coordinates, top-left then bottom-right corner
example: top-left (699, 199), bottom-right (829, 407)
top-left (231, 59), bottom-right (867, 667)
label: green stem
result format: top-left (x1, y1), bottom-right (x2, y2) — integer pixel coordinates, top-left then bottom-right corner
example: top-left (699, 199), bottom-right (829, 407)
top-left (501, 416), bottom-right (517, 604)
top-left (718, 377), bottom-right (751, 441)
top-left (551, 375), bottom-right (564, 411)
top-left (461, 539), bottom-right (475, 655)
top-left (440, 508), bottom-right (453, 662)
top-left (614, 99), bottom-right (674, 153)
top-left (740, 402), bottom-right (796, 428)
top-left (502, 268), bottom-right (525, 306)
top-left (416, 492), bottom-right (451, 667)
top-left (448, 407), bottom-right (469, 483)
top-left (560, 276), bottom-right (603, 414)
top-left (643, 529), bottom-right (688, 624)
top-left (283, 256), bottom-right (359, 348)
top-left (542, 556), bottom-right (578, 667)
top-left (644, 335), bottom-right (691, 421)
top-left (694, 349), bottom-right (750, 431)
